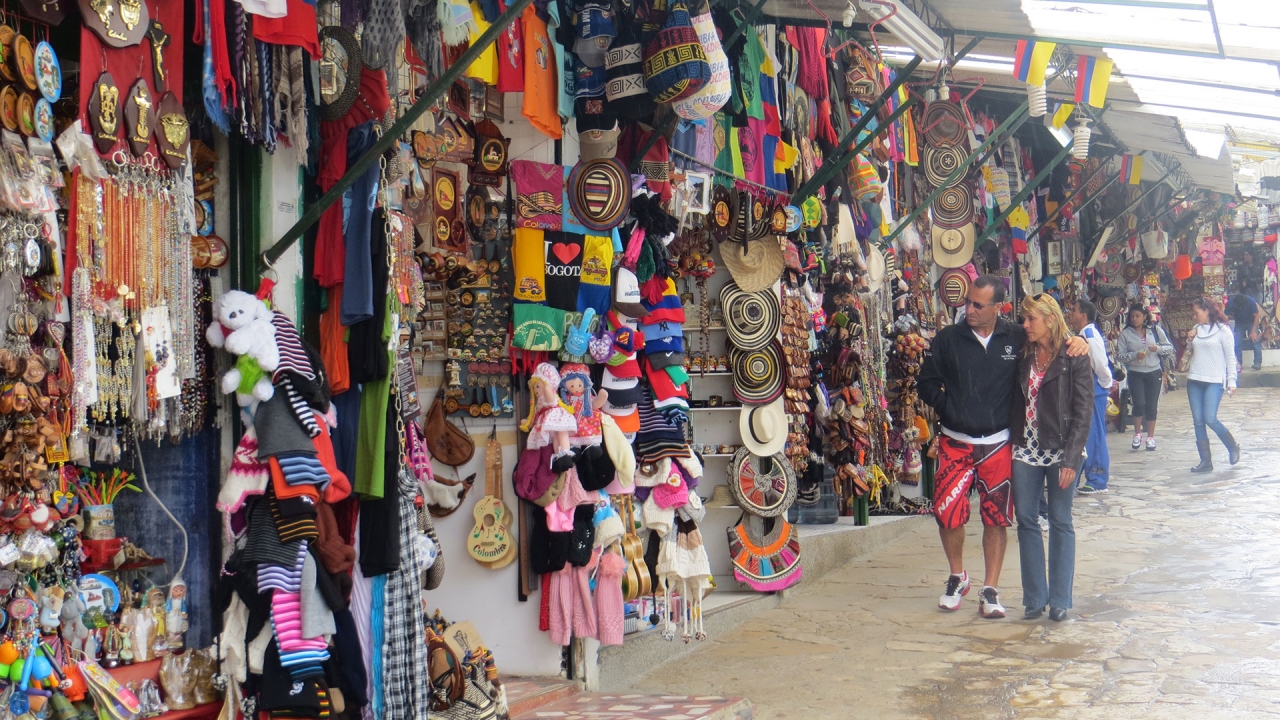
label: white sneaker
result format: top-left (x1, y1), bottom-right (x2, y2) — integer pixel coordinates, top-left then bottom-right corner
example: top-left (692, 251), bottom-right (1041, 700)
top-left (1131, 433), bottom-right (1143, 450)
top-left (939, 572), bottom-right (971, 611)
top-left (1146, 437), bottom-right (1157, 451)
top-left (1037, 516), bottom-right (1050, 534)
top-left (979, 587), bottom-right (1007, 619)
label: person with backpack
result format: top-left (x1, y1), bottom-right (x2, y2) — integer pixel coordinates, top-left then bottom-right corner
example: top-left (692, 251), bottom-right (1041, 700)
top-left (1115, 304), bottom-right (1174, 452)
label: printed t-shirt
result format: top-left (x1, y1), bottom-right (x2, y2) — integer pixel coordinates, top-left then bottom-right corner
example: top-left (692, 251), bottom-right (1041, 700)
top-left (522, 5), bottom-right (563, 139)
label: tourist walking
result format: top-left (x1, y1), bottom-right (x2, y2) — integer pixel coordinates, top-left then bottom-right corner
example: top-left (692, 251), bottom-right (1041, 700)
top-left (1186, 297), bottom-right (1240, 472)
top-left (919, 276), bottom-right (1087, 619)
top-left (1226, 290), bottom-right (1262, 371)
top-left (1115, 304), bottom-right (1174, 452)
top-left (1066, 299), bottom-right (1113, 494)
top-left (1010, 294), bottom-right (1093, 623)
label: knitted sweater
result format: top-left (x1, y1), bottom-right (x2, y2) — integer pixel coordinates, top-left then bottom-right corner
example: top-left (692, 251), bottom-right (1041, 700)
top-left (1186, 323), bottom-right (1237, 388)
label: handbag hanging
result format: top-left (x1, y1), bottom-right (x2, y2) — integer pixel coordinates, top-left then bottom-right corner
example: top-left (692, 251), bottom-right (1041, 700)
top-left (1176, 330), bottom-right (1195, 374)
top-left (726, 514), bottom-right (802, 592)
top-left (425, 384), bottom-right (476, 467)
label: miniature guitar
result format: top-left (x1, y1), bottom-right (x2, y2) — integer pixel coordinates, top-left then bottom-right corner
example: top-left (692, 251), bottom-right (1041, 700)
top-left (468, 432), bottom-right (515, 568)
top-left (619, 495), bottom-right (650, 601)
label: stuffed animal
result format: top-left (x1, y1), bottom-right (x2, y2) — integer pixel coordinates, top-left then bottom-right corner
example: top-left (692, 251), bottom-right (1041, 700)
top-left (60, 593), bottom-right (91, 656)
top-left (206, 291), bottom-right (280, 406)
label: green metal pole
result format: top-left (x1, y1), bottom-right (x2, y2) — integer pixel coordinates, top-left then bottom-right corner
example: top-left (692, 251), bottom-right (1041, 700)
top-left (880, 103), bottom-right (1031, 246)
top-left (792, 96), bottom-right (920, 203)
top-left (259, 0), bottom-right (536, 270)
top-left (1029, 172), bottom-right (1120, 240)
top-left (973, 140), bottom-right (1076, 246)
top-left (1084, 166), bottom-right (1180, 247)
top-left (723, 0), bottom-right (774, 49)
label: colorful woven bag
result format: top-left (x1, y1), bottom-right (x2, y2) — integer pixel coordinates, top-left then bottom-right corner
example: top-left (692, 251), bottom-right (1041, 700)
top-left (641, 0), bottom-right (711, 104)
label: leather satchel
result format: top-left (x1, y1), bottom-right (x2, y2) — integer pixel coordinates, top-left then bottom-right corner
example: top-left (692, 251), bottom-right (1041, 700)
top-left (425, 388), bottom-right (475, 467)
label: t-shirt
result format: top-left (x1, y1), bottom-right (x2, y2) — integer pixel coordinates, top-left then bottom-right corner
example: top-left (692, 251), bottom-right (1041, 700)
top-left (495, 0), bottom-right (525, 92)
top-left (465, 1), bottom-right (499, 85)
top-left (1229, 294), bottom-right (1258, 322)
top-left (737, 28), bottom-right (765, 120)
top-left (522, 5), bottom-right (563, 139)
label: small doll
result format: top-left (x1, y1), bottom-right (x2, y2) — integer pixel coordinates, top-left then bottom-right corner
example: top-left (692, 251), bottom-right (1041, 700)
top-left (559, 363), bottom-right (608, 448)
top-left (165, 578), bottom-right (188, 651)
top-left (519, 363), bottom-right (577, 457)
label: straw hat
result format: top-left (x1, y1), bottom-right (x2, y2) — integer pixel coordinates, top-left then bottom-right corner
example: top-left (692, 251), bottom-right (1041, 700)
top-left (931, 222), bottom-right (975, 269)
top-left (938, 268), bottom-right (970, 308)
top-left (739, 399), bottom-right (786, 456)
top-left (719, 237), bottom-right (786, 293)
top-left (866, 244), bottom-right (887, 292)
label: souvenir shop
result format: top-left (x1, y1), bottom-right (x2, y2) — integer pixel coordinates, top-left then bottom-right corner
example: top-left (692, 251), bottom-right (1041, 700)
top-left (0, 0), bottom-right (1247, 716)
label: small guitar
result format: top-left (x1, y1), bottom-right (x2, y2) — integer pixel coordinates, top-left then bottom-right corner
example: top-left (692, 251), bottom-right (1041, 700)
top-left (468, 431), bottom-right (515, 568)
top-left (618, 495), bottom-right (650, 600)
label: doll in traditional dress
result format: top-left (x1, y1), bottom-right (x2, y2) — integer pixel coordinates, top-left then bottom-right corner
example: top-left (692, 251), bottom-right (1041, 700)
top-left (519, 363), bottom-right (577, 456)
top-left (165, 578), bottom-right (188, 651)
top-left (558, 363), bottom-right (608, 448)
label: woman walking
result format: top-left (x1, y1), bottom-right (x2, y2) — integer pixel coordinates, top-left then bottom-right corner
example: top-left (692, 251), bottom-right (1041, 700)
top-left (1115, 305), bottom-right (1174, 451)
top-left (1011, 295), bottom-right (1094, 623)
top-left (1186, 297), bottom-right (1240, 472)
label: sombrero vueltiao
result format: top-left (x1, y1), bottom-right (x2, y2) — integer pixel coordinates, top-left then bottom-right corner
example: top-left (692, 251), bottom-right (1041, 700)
top-left (938, 268), bottom-right (970, 307)
top-left (721, 282), bottom-right (780, 351)
top-left (731, 341), bottom-right (784, 404)
top-left (568, 157), bottom-right (631, 232)
top-left (1097, 295), bottom-right (1122, 321)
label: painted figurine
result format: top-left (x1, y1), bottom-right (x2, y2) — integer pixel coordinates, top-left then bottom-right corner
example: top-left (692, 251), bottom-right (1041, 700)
top-left (164, 578), bottom-right (187, 651)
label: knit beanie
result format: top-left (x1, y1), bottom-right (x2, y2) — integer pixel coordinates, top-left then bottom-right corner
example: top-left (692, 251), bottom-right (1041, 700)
top-left (219, 428), bottom-right (270, 514)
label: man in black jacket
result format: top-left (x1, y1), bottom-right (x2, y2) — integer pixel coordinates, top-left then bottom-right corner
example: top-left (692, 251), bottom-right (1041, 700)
top-left (919, 276), bottom-right (1085, 619)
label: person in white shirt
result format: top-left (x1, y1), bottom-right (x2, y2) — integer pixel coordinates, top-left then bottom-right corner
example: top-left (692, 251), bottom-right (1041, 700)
top-left (1185, 297), bottom-right (1240, 472)
top-left (1066, 300), bottom-right (1114, 493)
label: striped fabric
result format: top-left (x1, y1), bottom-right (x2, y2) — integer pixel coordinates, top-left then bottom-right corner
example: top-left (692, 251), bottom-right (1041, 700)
top-left (272, 312), bottom-right (315, 381)
top-left (276, 453), bottom-right (331, 489)
top-left (280, 377), bottom-right (322, 438)
top-left (270, 497), bottom-right (319, 543)
top-left (635, 385), bottom-right (690, 463)
top-left (243, 497), bottom-right (305, 567)
top-left (258, 541), bottom-right (308, 594)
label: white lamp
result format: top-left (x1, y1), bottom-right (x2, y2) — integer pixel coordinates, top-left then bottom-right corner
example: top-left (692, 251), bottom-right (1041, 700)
top-left (1072, 118), bottom-right (1091, 161)
top-left (1027, 83), bottom-right (1047, 117)
top-left (857, 0), bottom-right (946, 63)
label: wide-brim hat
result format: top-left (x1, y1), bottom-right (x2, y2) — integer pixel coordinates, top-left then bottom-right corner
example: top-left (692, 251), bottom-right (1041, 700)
top-left (721, 282), bottom-right (780, 351)
top-left (568, 157), bottom-right (631, 232)
top-left (931, 222), bottom-right (975, 269)
top-left (866, 245), bottom-right (886, 292)
top-left (938, 268), bottom-right (970, 308)
top-left (719, 237), bottom-right (786, 293)
top-left (731, 341), bottom-right (784, 404)
top-left (1097, 295), bottom-right (1122, 321)
top-left (728, 447), bottom-right (797, 517)
top-left (922, 144), bottom-right (966, 188)
top-left (739, 399), bottom-right (786, 456)
top-left (932, 182), bottom-right (973, 229)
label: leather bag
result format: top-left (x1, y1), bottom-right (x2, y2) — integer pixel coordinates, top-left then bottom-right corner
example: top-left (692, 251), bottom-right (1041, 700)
top-left (426, 387), bottom-right (475, 467)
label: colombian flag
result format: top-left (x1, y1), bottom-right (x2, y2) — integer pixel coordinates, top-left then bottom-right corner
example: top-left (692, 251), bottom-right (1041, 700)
top-left (1119, 154), bottom-right (1144, 185)
top-left (1013, 39), bottom-right (1056, 86)
top-left (1075, 55), bottom-right (1114, 108)
top-left (1051, 101), bottom-right (1075, 129)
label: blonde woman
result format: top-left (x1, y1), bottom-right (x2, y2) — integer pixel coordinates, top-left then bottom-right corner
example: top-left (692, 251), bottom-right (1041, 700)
top-left (1010, 295), bottom-right (1094, 623)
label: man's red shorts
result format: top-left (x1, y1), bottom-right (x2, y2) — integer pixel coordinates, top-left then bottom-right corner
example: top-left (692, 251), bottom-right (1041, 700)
top-left (933, 436), bottom-right (1013, 529)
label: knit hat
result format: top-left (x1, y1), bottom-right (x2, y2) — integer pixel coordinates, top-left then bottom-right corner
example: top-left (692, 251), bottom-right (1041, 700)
top-left (641, 0), bottom-right (710, 103)
top-left (651, 462), bottom-right (690, 509)
top-left (218, 428), bottom-right (270, 514)
top-left (600, 414), bottom-right (635, 488)
top-left (603, 14), bottom-right (653, 119)
top-left (255, 391), bottom-right (319, 459)
top-left (242, 497), bottom-right (305, 567)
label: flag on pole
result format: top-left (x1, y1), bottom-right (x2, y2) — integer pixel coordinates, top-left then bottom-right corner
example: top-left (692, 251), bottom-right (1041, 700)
top-left (1075, 55), bottom-right (1114, 108)
top-left (1013, 39), bottom-right (1057, 86)
top-left (1050, 102), bottom-right (1075, 129)
top-left (1119, 154), bottom-right (1144, 185)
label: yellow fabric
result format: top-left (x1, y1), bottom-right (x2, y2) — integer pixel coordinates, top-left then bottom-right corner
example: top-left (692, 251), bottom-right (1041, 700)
top-left (580, 235), bottom-right (613, 288)
top-left (513, 228), bottom-right (548, 302)
top-left (465, 1), bottom-right (499, 85)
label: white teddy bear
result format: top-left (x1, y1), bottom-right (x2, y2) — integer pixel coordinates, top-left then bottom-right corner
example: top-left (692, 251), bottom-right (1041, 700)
top-left (206, 290), bottom-right (281, 406)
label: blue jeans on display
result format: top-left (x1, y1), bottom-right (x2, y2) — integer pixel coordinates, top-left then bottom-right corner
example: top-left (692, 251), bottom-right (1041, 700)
top-left (1081, 386), bottom-right (1110, 489)
top-left (1013, 460), bottom-right (1076, 610)
top-left (1186, 379), bottom-right (1229, 445)
top-left (1235, 325), bottom-right (1262, 368)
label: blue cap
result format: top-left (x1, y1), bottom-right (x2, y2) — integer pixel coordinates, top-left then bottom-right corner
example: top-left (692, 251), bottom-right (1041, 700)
top-left (574, 4), bottom-right (616, 67)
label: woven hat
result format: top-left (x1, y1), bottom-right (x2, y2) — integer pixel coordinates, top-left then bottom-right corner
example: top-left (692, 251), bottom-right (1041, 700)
top-left (719, 237), bottom-right (785, 293)
top-left (866, 245), bottom-right (886, 292)
top-left (721, 282), bottom-right (779, 351)
top-left (923, 101), bottom-right (966, 147)
top-left (938, 268), bottom-right (970, 308)
top-left (1097, 295), bottom-right (1122, 321)
top-left (932, 182), bottom-right (973, 229)
top-left (739, 399), bottom-right (786, 456)
top-left (731, 341), bottom-right (784, 404)
top-left (703, 484), bottom-right (735, 508)
top-left (568, 157), bottom-right (631, 231)
top-left (641, 0), bottom-right (710, 104)
top-left (923, 145), bottom-right (966, 188)
top-left (931, 223), bottom-right (975, 269)
top-left (728, 447), bottom-right (797, 517)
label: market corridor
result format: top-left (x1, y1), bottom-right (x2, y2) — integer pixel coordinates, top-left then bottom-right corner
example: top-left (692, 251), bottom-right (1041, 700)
top-left (633, 385), bottom-right (1280, 719)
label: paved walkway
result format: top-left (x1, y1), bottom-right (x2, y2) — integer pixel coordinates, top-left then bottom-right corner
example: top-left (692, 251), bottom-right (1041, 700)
top-left (633, 386), bottom-right (1280, 718)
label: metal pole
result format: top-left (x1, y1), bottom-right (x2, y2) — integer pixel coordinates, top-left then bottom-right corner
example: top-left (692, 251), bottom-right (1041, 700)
top-left (791, 94), bottom-right (920, 203)
top-left (258, 0), bottom-right (536, 270)
top-left (1084, 166), bottom-right (1180, 247)
top-left (723, 0), bottom-right (774, 48)
top-left (881, 102), bottom-right (1031, 246)
top-left (1028, 171), bottom-right (1120, 240)
top-left (974, 140), bottom-right (1076, 246)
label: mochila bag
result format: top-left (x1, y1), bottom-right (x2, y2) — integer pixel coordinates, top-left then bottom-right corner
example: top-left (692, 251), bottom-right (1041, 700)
top-left (425, 386), bottom-right (475, 467)
top-left (641, 0), bottom-right (710, 104)
top-left (512, 303), bottom-right (565, 352)
top-left (726, 514), bottom-right (803, 592)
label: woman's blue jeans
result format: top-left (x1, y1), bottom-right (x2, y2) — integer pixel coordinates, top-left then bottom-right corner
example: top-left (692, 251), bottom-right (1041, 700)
top-left (1186, 379), bottom-right (1229, 445)
top-left (1013, 460), bottom-right (1075, 610)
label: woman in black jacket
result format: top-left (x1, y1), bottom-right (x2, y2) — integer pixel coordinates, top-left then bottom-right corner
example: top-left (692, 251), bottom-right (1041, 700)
top-left (1011, 294), bottom-right (1095, 623)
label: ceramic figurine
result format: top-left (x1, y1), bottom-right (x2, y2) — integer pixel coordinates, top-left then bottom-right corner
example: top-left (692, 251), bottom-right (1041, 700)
top-left (103, 621), bottom-right (123, 668)
top-left (164, 577), bottom-right (187, 650)
top-left (125, 599), bottom-right (154, 663)
top-left (38, 586), bottom-right (63, 632)
top-left (146, 587), bottom-right (166, 658)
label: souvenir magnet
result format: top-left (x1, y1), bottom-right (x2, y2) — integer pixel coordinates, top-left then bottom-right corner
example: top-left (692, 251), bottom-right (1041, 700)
top-left (11, 34), bottom-right (33, 91)
top-left (32, 41), bottom-right (58, 102)
top-left (16, 92), bottom-right (33, 137)
top-left (33, 98), bottom-right (52, 142)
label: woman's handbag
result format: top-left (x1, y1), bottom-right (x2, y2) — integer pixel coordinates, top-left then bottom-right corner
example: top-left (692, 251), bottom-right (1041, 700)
top-left (425, 386), bottom-right (475, 467)
top-left (1176, 334), bottom-right (1194, 373)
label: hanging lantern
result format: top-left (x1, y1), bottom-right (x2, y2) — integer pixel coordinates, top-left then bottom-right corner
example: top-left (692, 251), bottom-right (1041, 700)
top-left (1027, 83), bottom-right (1047, 117)
top-left (1072, 118), bottom-right (1091, 161)
top-left (1173, 254), bottom-right (1192, 280)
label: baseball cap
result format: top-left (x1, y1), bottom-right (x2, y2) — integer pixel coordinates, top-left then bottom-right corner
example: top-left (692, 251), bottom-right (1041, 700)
top-left (578, 120), bottom-right (620, 161)
top-left (573, 3), bottom-right (616, 67)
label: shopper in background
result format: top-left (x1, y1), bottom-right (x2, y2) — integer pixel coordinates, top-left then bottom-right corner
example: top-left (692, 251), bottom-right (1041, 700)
top-left (1066, 299), bottom-right (1113, 494)
top-left (919, 276), bottom-right (1088, 620)
top-left (1011, 294), bottom-right (1093, 623)
top-left (1186, 297), bottom-right (1240, 472)
top-left (1115, 304), bottom-right (1174, 452)
top-left (1227, 290), bottom-right (1262, 371)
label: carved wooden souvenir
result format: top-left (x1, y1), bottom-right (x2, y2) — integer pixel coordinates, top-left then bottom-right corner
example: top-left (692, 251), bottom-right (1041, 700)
top-left (432, 167), bottom-right (460, 249)
top-left (19, 0), bottom-right (68, 25)
top-left (78, 0), bottom-right (149, 47)
top-left (12, 34), bottom-right (35, 91)
top-left (88, 72), bottom-right (120, 153)
top-left (440, 117), bottom-right (473, 164)
top-left (146, 20), bottom-right (170, 92)
top-left (123, 78), bottom-right (154, 157)
top-left (469, 119), bottom-right (508, 187)
top-left (16, 92), bottom-right (34, 136)
top-left (154, 91), bottom-right (188, 169)
top-left (447, 80), bottom-right (470, 120)
top-left (0, 26), bottom-right (13, 82)
top-left (0, 86), bottom-right (17, 132)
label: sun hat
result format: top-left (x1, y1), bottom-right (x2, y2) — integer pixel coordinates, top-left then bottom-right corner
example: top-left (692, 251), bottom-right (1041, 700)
top-left (922, 101), bottom-right (967, 147)
top-left (866, 244), bottom-right (886, 292)
top-left (721, 282), bottom-right (780, 351)
top-left (739, 398), bottom-right (786, 456)
top-left (938, 268), bottom-right (971, 308)
top-left (727, 447), bottom-right (797, 517)
top-left (568, 157), bottom-right (631, 232)
top-left (730, 341), bottom-right (784, 404)
top-left (1097, 295), bottom-right (1122, 321)
top-left (922, 144), bottom-right (966, 188)
top-left (932, 182), bottom-right (973, 229)
top-left (719, 237), bottom-right (785, 293)
top-left (931, 223), bottom-right (975, 269)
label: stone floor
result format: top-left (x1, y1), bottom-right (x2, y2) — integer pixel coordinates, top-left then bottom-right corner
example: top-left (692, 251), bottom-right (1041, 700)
top-left (631, 386), bottom-right (1280, 718)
